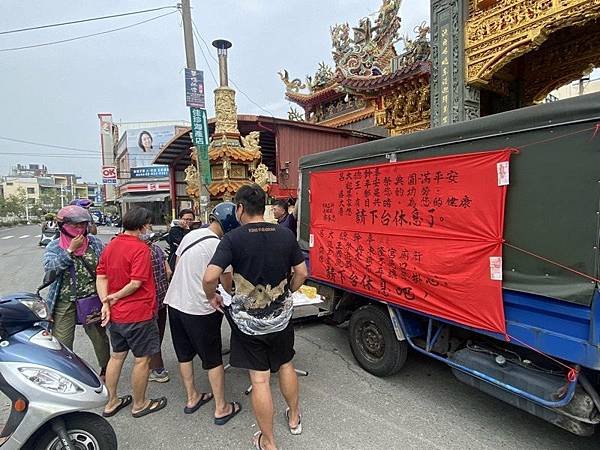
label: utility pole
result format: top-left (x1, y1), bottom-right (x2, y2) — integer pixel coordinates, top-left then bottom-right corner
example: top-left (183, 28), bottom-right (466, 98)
top-left (180, 0), bottom-right (209, 221)
top-left (181, 0), bottom-right (196, 70)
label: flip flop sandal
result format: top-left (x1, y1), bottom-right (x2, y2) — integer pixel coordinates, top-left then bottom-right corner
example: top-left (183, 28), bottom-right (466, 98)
top-left (252, 431), bottom-right (263, 450)
top-left (285, 407), bottom-right (302, 435)
top-left (132, 397), bottom-right (168, 418)
top-left (214, 401), bottom-right (242, 425)
top-left (102, 395), bottom-right (132, 418)
top-left (184, 392), bottom-right (213, 414)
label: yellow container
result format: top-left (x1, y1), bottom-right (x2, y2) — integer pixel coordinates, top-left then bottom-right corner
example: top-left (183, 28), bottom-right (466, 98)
top-left (299, 285), bottom-right (317, 299)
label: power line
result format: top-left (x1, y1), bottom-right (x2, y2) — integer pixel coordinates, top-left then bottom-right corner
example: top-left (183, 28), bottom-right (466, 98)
top-left (0, 5), bottom-right (177, 36)
top-left (0, 136), bottom-right (97, 154)
top-left (187, 16), bottom-right (219, 86)
top-left (0, 10), bottom-right (178, 52)
top-left (0, 152), bottom-right (99, 159)
top-left (189, 18), bottom-right (276, 117)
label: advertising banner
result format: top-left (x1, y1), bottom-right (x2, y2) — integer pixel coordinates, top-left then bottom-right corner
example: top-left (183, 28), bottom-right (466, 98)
top-left (190, 107), bottom-right (211, 184)
top-left (101, 166), bottom-right (117, 184)
top-left (130, 166), bottom-right (170, 178)
top-left (309, 150), bottom-right (512, 334)
top-left (126, 126), bottom-right (175, 171)
top-left (185, 69), bottom-right (205, 109)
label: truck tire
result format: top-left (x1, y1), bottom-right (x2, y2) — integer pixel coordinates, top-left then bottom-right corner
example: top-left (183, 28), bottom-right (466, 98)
top-left (349, 304), bottom-right (408, 377)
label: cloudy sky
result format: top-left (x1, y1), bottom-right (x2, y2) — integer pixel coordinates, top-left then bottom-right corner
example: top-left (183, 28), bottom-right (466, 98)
top-left (0, 0), bottom-right (429, 182)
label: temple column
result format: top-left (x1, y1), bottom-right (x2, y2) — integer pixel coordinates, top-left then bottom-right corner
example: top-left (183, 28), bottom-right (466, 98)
top-left (430, 0), bottom-right (480, 127)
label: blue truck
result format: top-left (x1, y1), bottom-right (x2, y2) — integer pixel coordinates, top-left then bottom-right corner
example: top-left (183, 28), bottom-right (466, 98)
top-left (297, 93), bottom-right (600, 436)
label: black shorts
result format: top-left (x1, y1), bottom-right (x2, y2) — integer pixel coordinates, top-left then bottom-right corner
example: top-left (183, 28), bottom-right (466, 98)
top-left (168, 306), bottom-right (223, 370)
top-left (108, 319), bottom-right (160, 358)
top-left (228, 313), bottom-right (295, 373)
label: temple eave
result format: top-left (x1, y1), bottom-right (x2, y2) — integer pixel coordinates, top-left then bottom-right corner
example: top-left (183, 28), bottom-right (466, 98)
top-left (318, 105), bottom-right (377, 128)
top-left (340, 61), bottom-right (431, 94)
top-left (285, 85), bottom-right (344, 108)
top-left (208, 180), bottom-right (252, 196)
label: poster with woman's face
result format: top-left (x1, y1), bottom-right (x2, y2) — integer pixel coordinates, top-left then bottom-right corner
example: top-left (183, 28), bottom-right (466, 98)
top-left (126, 125), bottom-right (176, 170)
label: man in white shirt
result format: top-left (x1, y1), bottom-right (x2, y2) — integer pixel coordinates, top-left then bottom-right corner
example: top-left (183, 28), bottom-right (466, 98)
top-left (163, 202), bottom-right (242, 425)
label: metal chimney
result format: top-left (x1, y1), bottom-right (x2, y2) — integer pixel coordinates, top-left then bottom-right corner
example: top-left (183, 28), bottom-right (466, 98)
top-left (212, 39), bottom-right (232, 87)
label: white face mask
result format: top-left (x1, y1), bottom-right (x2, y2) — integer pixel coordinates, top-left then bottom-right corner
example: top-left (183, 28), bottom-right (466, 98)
top-left (235, 206), bottom-right (244, 226)
top-left (140, 225), bottom-right (152, 240)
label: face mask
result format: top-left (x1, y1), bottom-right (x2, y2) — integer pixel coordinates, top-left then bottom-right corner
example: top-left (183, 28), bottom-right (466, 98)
top-left (62, 223), bottom-right (88, 238)
top-left (140, 225), bottom-right (152, 241)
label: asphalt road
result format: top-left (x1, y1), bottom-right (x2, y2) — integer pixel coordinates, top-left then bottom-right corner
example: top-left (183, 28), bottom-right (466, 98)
top-left (0, 224), bottom-right (598, 449)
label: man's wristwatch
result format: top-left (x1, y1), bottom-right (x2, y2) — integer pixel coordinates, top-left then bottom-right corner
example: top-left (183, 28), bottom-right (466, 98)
top-left (66, 248), bottom-right (74, 256)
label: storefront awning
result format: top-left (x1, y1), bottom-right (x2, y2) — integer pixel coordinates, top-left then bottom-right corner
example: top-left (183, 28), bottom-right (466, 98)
top-left (120, 193), bottom-right (170, 203)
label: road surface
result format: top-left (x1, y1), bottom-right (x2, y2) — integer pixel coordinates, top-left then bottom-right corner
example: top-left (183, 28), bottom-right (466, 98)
top-left (0, 224), bottom-right (597, 449)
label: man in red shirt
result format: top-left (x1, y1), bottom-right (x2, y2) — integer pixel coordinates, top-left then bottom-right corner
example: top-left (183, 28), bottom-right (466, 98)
top-left (96, 207), bottom-right (167, 418)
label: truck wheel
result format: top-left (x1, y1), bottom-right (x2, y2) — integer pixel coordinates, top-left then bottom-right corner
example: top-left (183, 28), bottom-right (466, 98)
top-left (30, 412), bottom-right (117, 450)
top-left (349, 304), bottom-right (408, 377)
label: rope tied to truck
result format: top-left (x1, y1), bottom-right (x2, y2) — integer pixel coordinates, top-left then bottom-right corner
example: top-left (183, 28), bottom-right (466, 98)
top-left (506, 333), bottom-right (579, 382)
top-left (500, 123), bottom-right (600, 384)
top-left (504, 242), bottom-right (600, 285)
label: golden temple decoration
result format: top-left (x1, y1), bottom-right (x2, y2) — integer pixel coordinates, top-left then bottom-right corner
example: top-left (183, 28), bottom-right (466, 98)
top-left (184, 148), bottom-right (200, 202)
top-left (208, 86), bottom-right (262, 200)
top-left (278, 70), bottom-right (306, 93)
top-left (465, 0), bottom-right (600, 87)
top-left (374, 77), bottom-right (430, 136)
top-left (252, 163), bottom-right (270, 191)
top-left (214, 87), bottom-right (240, 135)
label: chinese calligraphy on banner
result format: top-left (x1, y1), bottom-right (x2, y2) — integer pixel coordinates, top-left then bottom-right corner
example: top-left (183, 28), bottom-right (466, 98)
top-left (309, 150), bottom-right (513, 334)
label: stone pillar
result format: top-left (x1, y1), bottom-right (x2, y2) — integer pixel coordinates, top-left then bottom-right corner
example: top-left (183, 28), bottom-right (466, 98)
top-left (430, 0), bottom-right (480, 127)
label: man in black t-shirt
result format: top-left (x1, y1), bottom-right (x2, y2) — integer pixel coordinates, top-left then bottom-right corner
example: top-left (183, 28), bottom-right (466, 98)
top-left (203, 184), bottom-right (308, 450)
top-left (165, 209), bottom-right (194, 271)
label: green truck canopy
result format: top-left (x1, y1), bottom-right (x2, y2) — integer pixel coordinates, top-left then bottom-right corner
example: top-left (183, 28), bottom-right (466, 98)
top-left (299, 93), bottom-right (600, 306)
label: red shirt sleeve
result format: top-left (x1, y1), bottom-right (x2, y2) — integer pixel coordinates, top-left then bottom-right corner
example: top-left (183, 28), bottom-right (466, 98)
top-left (96, 251), bottom-right (107, 276)
top-left (129, 245), bottom-right (151, 282)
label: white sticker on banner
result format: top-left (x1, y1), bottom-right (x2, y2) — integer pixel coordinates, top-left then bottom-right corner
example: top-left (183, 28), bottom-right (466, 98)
top-left (497, 161), bottom-right (509, 186)
top-left (490, 256), bottom-right (503, 280)
top-left (309, 234), bottom-right (314, 248)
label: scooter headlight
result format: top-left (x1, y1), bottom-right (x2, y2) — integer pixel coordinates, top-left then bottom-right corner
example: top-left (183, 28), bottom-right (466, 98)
top-left (20, 299), bottom-right (49, 320)
top-left (18, 367), bottom-right (83, 394)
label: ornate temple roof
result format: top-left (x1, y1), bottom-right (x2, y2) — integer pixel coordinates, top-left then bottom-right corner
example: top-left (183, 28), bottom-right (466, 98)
top-left (207, 179), bottom-right (251, 196)
top-left (284, 84), bottom-right (343, 108)
top-left (340, 61), bottom-right (430, 94)
top-left (280, 0), bottom-right (431, 128)
top-left (208, 144), bottom-right (261, 162)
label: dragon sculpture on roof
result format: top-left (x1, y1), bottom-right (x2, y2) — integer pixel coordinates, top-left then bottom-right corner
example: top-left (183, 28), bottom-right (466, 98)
top-left (331, 0), bottom-right (402, 77)
top-left (280, 0), bottom-right (403, 94)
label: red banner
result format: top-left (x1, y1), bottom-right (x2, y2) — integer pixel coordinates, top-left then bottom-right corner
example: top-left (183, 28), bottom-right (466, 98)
top-left (309, 150), bottom-right (513, 334)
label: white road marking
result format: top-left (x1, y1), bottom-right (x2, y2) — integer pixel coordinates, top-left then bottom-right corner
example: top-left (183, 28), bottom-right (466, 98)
top-left (35, 234), bottom-right (42, 238)
top-left (19, 235), bottom-right (30, 239)
top-left (0, 236), bottom-right (14, 240)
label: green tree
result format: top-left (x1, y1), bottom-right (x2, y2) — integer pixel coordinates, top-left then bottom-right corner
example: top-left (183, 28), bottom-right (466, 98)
top-left (4, 188), bottom-right (26, 217)
top-left (39, 189), bottom-right (63, 212)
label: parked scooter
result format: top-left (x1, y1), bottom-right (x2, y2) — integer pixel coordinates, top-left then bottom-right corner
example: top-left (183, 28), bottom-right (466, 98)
top-left (38, 217), bottom-right (58, 247)
top-left (0, 292), bottom-right (117, 449)
top-left (38, 224), bottom-right (57, 247)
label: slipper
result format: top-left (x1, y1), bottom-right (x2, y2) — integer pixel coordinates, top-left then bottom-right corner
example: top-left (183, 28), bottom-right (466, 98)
top-left (285, 407), bottom-right (302, 435)
top-left (214, 401), bottom-right (242, 425)
top-left (132, 397), bottom-right (167, 418)
top-left (252, 431), bottom-right (263, 450)
top-left (184, 392), bottom-right (213, 414)
top-left (102, 395), bottom-right (132, 417)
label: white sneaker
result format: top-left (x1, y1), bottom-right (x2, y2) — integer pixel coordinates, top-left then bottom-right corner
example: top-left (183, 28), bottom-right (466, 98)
top-left (148, 369), bottom-right (170, 383)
